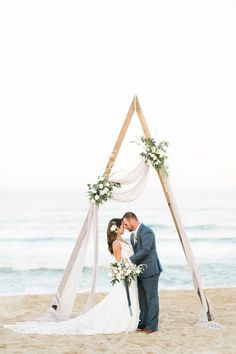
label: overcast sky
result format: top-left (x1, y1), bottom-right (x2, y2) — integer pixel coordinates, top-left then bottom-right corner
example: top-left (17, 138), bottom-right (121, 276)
top-left (0, 1), bottom-right (236, 190)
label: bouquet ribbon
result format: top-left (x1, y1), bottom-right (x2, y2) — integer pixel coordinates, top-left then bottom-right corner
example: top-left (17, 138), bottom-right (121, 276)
top-left (124, 278), bottom-right (133, 316)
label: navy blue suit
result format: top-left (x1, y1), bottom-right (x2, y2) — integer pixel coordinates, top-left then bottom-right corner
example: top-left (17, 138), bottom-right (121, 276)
top-left (130, 223), bottom-right (162, 331)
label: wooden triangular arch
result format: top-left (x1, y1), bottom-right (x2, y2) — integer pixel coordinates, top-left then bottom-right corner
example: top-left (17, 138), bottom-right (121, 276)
top-left (103, 95), bottom-right (214, 321)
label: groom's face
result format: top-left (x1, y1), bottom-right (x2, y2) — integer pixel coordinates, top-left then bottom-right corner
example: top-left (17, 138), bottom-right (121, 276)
top-left (122, 218), bottom-right (135, 232)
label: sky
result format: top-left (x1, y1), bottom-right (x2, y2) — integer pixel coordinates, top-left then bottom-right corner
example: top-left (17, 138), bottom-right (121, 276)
top-left (0, 0), bottom-right (236, 191)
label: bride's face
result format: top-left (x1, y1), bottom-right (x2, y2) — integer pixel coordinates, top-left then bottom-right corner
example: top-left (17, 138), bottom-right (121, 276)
top-left (117, 224), bottom-right (125, 236)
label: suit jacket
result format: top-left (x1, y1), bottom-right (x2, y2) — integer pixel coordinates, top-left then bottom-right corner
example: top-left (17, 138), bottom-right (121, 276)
top-left (129, 223), bottom-right (163, 278)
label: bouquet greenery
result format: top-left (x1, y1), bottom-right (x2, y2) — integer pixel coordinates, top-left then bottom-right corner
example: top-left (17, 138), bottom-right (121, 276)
top-left (110, 260), bottom-right (144, 286)
top-left (139, 136), bottom-right (169, 175)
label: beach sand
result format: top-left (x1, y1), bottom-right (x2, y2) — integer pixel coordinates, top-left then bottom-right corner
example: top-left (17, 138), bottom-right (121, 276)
top-left (0, 288), bottom-right (235, 354)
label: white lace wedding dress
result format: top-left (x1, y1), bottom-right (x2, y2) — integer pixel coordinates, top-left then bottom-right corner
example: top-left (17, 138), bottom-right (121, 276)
top-left (4, 241), bottom-right (140, 335)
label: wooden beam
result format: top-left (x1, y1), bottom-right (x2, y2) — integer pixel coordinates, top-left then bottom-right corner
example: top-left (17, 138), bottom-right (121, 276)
top-left (103, 96), bottom-right (136, 178)
top-left (135, 95), bottom-right (152, 138)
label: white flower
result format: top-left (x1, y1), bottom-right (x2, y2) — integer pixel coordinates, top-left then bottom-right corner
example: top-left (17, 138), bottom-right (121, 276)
top-left (110, 224), bottom-right (117, 232)
top-left (105, 182), bottom-right (110, 187)
top-left (98, 183), bottom-right (103, 189)
top-left (94, 195), bottom-right (100, 201)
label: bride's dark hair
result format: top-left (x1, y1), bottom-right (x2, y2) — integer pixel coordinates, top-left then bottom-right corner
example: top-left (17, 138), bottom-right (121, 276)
top-left (107, 218), bottom-right (122, 255)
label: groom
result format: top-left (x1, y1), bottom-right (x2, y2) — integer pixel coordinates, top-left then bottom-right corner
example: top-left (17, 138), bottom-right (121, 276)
top-left (122, 211), bottom-right (163, 333)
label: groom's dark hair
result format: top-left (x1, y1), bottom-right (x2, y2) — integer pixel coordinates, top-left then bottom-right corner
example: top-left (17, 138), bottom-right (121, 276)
top-left (122, 212), bottom-right (138, 220)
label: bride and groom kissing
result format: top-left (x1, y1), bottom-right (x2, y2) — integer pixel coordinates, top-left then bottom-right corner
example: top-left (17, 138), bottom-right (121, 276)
top-left (109, 211), bottom-right (163, 334)
top-left (5, 211), bottom-right (163, 335)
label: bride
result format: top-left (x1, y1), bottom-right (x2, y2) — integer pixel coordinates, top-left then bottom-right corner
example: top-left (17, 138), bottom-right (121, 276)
top-left (4, 218), bottom-right (140, 335)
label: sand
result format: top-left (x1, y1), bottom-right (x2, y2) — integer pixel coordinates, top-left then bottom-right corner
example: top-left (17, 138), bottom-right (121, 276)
top-left (0, 288), bottom-right (235, 354)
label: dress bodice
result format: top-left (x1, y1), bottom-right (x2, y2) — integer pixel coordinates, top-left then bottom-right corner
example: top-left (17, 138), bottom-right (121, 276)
top-left (116, 240), bottom-right (134, 259)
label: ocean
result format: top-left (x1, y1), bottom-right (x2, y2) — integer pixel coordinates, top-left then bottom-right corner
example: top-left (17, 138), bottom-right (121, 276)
top-left (0, 188), bottom-right (235, 295)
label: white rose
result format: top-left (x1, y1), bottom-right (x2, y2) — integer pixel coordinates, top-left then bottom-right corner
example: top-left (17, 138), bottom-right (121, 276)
top-left (95, 195), bottom-right (99, 201)
top-left (98, 183), bottom-right (103, 189)
top-left (105, 182), bottom-right (110, 187)
top-left (110, 224), bottom-right (117, 232)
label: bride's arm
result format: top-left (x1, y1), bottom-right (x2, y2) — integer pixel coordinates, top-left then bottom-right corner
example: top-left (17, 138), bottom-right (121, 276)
top-left (112, 241), bottom-right (122, 262)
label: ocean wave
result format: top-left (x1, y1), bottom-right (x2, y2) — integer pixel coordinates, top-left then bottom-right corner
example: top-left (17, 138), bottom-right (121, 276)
top-left (146, 223), bottom-right (236, 232)
top-left (0, 266), bottom-right (107, 273)
top-left (185, 224), bottom-right (236, 231)
top-left (161, 236), bottom-right (236, 242)
top-left (0, 236), bottom-right (75, 242)
top-left (0, 267), bottom-right (64, 274)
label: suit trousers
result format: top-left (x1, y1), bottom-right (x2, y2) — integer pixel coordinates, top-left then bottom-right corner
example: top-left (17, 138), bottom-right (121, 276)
top-left (137, 273), bottom-right (160, 331)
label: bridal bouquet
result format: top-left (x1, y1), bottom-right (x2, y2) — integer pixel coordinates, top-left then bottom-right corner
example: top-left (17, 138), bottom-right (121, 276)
top-left (87, 176), bottom-right (121, 205)
top-left (110, 261), bottom-right (144, 316)
top-left (110, 261), bottom-right (144, 286)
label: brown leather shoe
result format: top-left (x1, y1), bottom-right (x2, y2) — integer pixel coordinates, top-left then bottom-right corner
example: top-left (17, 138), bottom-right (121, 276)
top-left (142, 328), bottom-right (157, 334)
top-left (135, 328), bottom-right (144, 333)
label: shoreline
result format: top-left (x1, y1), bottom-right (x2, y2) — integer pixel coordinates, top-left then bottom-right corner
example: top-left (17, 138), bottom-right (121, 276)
top-left (1, 288), bottom-right (235, 354)
top-left (1, 285), bottom-right (235, 297)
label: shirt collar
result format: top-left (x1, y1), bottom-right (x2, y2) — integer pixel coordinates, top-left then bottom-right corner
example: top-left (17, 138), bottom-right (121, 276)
top-left (133, 222), bottom-right (142, 235)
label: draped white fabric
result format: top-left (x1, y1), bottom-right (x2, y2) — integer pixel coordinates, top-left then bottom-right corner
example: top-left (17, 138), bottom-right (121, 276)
top-left (162, 177), bottom-right (216, 326)
top-left (40, 159), bottom-right (150, 321)
top-left (39, 203), bottom-right (99, 321)
top-left (111, 159), bottom-right (150, 202)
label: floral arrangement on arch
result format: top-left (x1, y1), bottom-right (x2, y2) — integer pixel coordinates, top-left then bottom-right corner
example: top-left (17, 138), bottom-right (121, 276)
top-left (87, 176), bottom-right (121, 205)
top-left (139, 136), bottom-right (169, 175)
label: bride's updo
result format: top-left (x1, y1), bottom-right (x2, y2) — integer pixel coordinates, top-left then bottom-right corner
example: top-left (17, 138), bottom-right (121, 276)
top-left (107, 218), bottom-right (122, 255)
